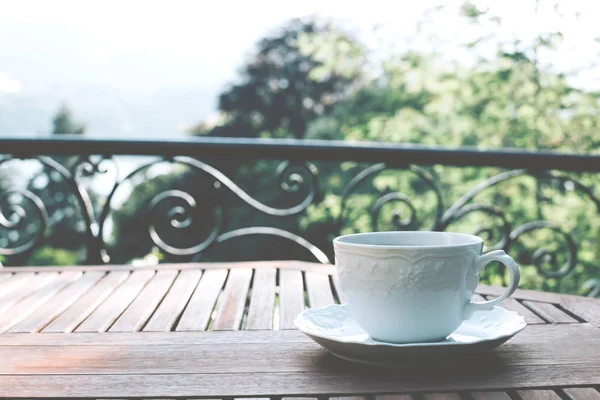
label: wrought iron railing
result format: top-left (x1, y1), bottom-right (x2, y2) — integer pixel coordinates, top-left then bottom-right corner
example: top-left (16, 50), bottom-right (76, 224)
top-left (0, 136), bottom-right (598, 296)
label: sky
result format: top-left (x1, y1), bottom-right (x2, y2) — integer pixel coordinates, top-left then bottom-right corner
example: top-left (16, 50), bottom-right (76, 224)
top-left (0, 0), bottom-right (434, 94)
top-left (0, 0), bottom-right (431, 136)
top-left (1, 0), bottom-right (600, 137)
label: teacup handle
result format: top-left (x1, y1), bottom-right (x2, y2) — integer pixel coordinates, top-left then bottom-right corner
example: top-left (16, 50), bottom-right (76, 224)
top-left (466, 250), bottom-right (520, 313)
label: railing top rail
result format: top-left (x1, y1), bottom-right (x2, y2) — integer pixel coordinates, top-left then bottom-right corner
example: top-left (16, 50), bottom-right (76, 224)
top-left (1, 136), bottom-right (599, 172)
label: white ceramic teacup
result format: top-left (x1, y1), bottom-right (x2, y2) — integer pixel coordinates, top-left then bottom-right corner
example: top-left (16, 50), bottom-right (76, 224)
top-left (333, 231), bottom-right (520, 344)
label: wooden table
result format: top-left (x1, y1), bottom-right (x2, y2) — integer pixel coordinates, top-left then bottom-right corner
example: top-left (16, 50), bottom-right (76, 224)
top-left (0, 261), bottom-right (598, 399)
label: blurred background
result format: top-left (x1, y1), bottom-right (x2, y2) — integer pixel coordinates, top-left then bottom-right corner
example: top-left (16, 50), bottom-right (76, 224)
top-left (0, 0), bottom-right (599, 295)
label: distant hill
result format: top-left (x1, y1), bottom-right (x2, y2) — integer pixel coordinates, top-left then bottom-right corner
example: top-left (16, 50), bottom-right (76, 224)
top-left (0, 84), bottom-right (218, 138)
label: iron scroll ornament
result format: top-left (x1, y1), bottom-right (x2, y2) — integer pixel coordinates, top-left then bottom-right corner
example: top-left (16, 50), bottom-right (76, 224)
top-left (0, 155), bottom-right (597, 296)
top-left (339, 164), bottom-right (596, 282)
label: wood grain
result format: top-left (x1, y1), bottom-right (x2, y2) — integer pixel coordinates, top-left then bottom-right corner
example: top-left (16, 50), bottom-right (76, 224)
top-left (4, 322), bottom-right (592, 347)
top-left (471, 294), bottom-right (486, 302)
top-left (0, 263), bottom-right (580, 305)
top-left (476, 284), bottom-right (563, 303)
top-left (305, 271), bottom-right (335, 308)
top-left (470, 392), bottom-right (511, 400)
top-left (176, 268), bottom-right (227, 331)
top-left (522, 301), bottom-right (579, 323)
top-left (0, 273), bottom-right (12, 284)
top-left (0, 323), bottom-right (599, 398)
top-left (0, 272), bottom-right (34, 301)
top-left (518, 390), bottom-right (562, 400)
top-left (0, 262), bottom-right (597, 400)
top-left (143, 269), bottom-right (202, 332)
top-left (0, 272), bottom-right (57, 315)
top-left (560, 296), bottom-right (600, 328)
top-left (489, 297), bottom-right (545, 324)
top-left (0, 264), bottom-right (569, 306)
top-left (376, 395), bottom-right (414, 400)
top-left (9, 271), bottom-right (104, 333)
top-left (1, 324), bottom-right (597, 375)
top-left (279, 269), bottom-right (304, 329)
top-left (246, 268), bottom-right (276, 330)
top-left (423, 394), bottom-right (461, 400)
top-left (0, 271), bottom-right (81, 332)
top-left (0, 329), bottom-right (309, 346)
top-left (331, 397), bottom-right (366, 400)
top-left (236, 397), bottom-right (269, 400)
top-left (282, 397), bottom-right (318, 400)
top-left (0, 260), bottom-right (336, 274)
top-left (109, 269), bottom-right (178, 332)
top-left (75, 269), bottom-right (155, 332)
top-left (0, 363), bottom-right (598, 399)
top-left (43, 270), bottom-right (130, 333)
top-left (562, 388), bottom-right (600, 400)
top-left (213, 268), bottom-right (253, 330)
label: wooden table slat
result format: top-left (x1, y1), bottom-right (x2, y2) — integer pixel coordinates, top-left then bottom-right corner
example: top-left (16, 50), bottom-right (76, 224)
top-left (562, 388), bottom-right (600, 400)
top-left (487, 297), bottom-right (545, 324)
top-left (0, 261), bottom-right (598, 400)
top-left (236, 398), bottom-right (270, 400)
top-left (0, 273), bottom-right (13, 284)
top-left (2, 324), bottom-right (596, 375)
top-left (0, 271), bottom-right (82, 333)
top-left (246, 268), bottom-right (276, 330)
top-left (559, 296), bottom-right (600, 328)
top-left (0, 329), bottom-right (308, 346)
top-left (0, 260), bottom-right (336, 274)
top-left (110, 269), bottom-right (178, 332)
top-left (471, 392), bottom-right (511, 400)
top-left (176, 268), bottom-right (228, 331)
top-left (423, 393), bottom-right (462, 400)
top-left (43, 270), bottom-right (130, 333)
top-left (522, 301), bottom-right (579, 323)
top-left (75, 269), bottom-right (155, 332)
top-left (9, 271), bottom-right (105, 333)
top-left (279, 269), bottom-right (305, 330)
top-left (475, 284), bottom-right (563, 303)
top-left (0, 272), bottom-right (58, 315)
top-left (283, 397), bottom-right (318, 400)
top-left (1, 363), bottom-right (598, 399)
top-left (518, 390), bottom-right (562, 400)
top-left (471, 294), bottom-right (486, 302)
top-left (305, 271), bottom-right (335, 308)
top-left (143, 269), bottom-right (203, 332)
top-left (212, 268), bottom-right (253, 330)
top-left (0, 272), bottom-right (34, 301)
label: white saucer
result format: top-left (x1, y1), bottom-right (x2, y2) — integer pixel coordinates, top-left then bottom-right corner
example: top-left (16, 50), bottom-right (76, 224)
top-left (294, 303), bottom-right (526, 366)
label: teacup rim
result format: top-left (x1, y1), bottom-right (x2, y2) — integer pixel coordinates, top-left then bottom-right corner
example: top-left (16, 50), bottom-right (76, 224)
top-left (333, 231), bottom-right (483, 250)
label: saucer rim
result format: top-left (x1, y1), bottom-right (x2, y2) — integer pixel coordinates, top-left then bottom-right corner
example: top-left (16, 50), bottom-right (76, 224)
top-left (293, 303), bottom-right (527, 348)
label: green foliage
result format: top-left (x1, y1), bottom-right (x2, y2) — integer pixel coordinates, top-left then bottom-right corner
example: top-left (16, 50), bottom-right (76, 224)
top-left (189, 17), bottom-right (365, 139)
top-left (108, 8), bottom-right (600, 296)
top-left (27, 246), bottom-right (83, 266)
top-left (52, 104), bottom-right (85, 135)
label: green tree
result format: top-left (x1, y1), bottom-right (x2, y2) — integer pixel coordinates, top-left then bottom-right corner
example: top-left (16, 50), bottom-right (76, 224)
top-left (303, 1), bottom-right (600, 294)
top-left (110, 18), bottom-right (367, 264)
top-left (52, 105), bottom-right (85, 135)
top-left (109, 4), bottom-right (600, 296)
top-left (190, 17), bottom-right (365, 139)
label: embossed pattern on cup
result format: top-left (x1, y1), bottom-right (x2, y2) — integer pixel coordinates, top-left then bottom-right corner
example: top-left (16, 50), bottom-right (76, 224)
top-left (333, 231), bottom-right (519, 344)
